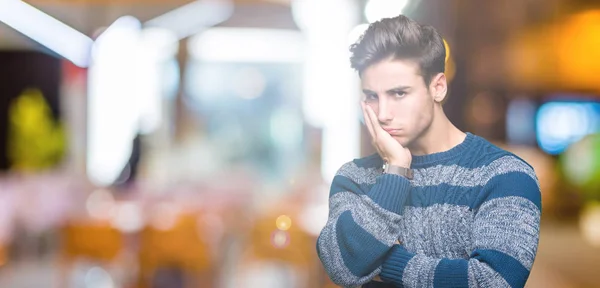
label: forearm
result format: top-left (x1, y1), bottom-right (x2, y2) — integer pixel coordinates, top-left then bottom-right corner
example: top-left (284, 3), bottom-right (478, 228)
top-left (316, 200), bottom-right (395, 287)
top-left (380, 245), bottom-right (469, 288)
top-left (380, 245), bottom-right (529, 288)
top-left (380, 181), bottom-right (541, 288)
top-left (317, 173), bottom-right (412, 287)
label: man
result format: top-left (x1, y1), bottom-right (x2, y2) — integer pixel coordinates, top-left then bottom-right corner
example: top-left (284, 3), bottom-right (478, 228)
top-left (316, 15), bottom-right (541, 288)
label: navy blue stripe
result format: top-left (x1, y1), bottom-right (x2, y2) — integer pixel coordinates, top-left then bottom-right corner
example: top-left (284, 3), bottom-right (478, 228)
top-left (470, 249), bottom-right (530, 288)
top-left (433, 258), bottom-right (469, 287)
top-left (367, 174), bottom-right (411, 214)
top-left (380, 245), bottom-right (415, 285)
top-left (353, 150), bottom-right (516, 171)
top-left (329, 175), bottom-right (367, 198)
top-left (331, 175), bottom-right (410, 214)
top-left (331, 176), bottom-right (479, 209)
top-left (472, 171), bottom-right (541, 210)
top-left (408, 183), bottom-right (478, 208)
top-left (331, 171), bottom-right (540, 210)
top-left (336, 210), bottom-right (388, 277)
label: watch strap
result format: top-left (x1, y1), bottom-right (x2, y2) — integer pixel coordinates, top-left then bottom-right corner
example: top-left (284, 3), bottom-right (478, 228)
top-left (383, 163), bottom-right (414, 180)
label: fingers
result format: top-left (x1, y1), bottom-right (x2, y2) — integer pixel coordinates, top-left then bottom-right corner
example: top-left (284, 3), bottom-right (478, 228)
top-left (364, 103), bottom-right (386, 138)
top-left (363, 102), bottom-right (380, 138)
top-left (361, 102), bottom-right (376, 139)
top-left (361, 102), bottom-right (386, 160)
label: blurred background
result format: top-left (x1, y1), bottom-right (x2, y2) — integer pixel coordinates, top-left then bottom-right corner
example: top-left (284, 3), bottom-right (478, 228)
top-left (0, 0), bottom-right (599, 287)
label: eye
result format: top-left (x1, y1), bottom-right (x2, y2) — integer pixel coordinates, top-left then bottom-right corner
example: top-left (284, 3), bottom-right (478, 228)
top-left (365, 94), bottom-right (378, 101)
top-left (395, 91), bottom-right (407, 98)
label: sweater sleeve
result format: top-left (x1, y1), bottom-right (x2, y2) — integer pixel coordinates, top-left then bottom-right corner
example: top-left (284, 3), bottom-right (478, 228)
top-left (379, 165), bottom-right (541, 288)
top-left (316, 161), bottom-right (412, 287)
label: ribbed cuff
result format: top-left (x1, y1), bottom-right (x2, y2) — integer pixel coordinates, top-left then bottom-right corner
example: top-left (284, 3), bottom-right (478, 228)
top-left (380, 244), bottom-right (415, 285)
top-left (367, 174), bottom-right (411, 214)
top-left (433, 258), bottom-right (469, 287)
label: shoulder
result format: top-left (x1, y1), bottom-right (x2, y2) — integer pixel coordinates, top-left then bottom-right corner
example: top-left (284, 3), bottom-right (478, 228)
top-left (467, 134), bottom-right (537, 177)
top-left (332, 153), bottom-right (383, 186)
top-left (335, 153), bottom-right (383, 173)
top-left (352, 153), bottom-right (384, 169)
top-left (468, 135), bottom-right (541, 210)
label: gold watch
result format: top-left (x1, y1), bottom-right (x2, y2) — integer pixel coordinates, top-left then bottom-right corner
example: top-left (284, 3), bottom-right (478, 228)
top-left (383, 163), bottom-right (414, 180)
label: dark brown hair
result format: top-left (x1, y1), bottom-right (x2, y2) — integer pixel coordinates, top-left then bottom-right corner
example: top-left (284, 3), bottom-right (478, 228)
top-left (350, 15), bottom-right (446, 86)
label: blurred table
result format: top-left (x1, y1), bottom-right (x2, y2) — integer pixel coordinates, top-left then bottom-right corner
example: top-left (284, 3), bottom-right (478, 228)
top-left (527, 221), bottom-right (600, 288)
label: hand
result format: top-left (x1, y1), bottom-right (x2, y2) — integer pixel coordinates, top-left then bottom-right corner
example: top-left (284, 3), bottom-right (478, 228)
top-left (361, 102), bottom-right (412, 168)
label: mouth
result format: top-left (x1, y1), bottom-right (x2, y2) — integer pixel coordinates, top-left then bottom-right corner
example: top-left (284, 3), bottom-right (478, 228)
top-left (383, 128), bottom-right (403, 135)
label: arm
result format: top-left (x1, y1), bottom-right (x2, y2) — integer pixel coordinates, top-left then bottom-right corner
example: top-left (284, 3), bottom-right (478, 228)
top-left (380, 168), bottom-right (541, 288)
top-left (316, 161), bottom-right (412, 287)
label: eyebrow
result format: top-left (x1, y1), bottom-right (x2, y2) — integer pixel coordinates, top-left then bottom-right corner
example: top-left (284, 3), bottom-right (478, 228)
top-left (386, 86), bottom-right (411, 94)
top-left (362, 86), bottom-right (411, 95)
top-left (362, 89), bottom-right (376, 95)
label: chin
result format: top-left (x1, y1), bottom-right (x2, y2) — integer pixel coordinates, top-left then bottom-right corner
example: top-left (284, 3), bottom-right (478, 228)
top-left (392, 135), bottom-right (411, 147)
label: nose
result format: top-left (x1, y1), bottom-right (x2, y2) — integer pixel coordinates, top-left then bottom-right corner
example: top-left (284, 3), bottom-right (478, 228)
top-left (377, 97), bottom-right (393, 124)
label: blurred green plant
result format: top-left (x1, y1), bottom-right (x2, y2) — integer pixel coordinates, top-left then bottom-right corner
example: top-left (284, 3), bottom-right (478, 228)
top-left (560, 133), bottom-right (600, 201)
top-left (7, 88), bottom-right (66, 171)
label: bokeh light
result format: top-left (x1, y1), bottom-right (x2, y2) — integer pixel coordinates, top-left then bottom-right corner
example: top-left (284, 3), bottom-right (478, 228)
top-left (364, 0), bottom-right (409, 23)
top-left (561, 133), bottom-right (600, 199)
top-left (536, 102), bottom-right (600, 155)
top-left (110, 201), bottom-right (143, 233)
top-left (275, 215), bottom-right (292, 231)
top-left (579, 202), bottom-right (600, 247)
top-left (271, 230), bottom-right (290, 249)
top-left (86, 189), bottom-right (116, 220)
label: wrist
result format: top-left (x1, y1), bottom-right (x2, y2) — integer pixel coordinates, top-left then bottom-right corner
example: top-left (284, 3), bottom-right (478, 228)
top-left (388, 162), bottom-right (410, 168)
top-left (387, 159), bottom-right (411, 168)
top-left (383, 163), bottom-right (414, 180)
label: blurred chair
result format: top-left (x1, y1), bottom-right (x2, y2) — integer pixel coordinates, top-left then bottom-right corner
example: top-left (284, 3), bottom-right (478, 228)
top-left (59, 221), bottom-right (124, 287)
top-left (61, 222), bottom-right (123, 262)
top-left (0, 243), bottom-right (7, 268)
top-left (137, 213), bottom-right (214, 288)
top-left (233, 209), bottom-right (320, 288)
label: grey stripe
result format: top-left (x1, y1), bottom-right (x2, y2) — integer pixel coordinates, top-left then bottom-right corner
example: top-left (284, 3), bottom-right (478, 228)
top-left (400, 204), bottom-right (474, 259)
top-left (468, 259), bottom-right (510, 288)
top-left (412, 155), bottom-right (539, 188)
top-left (402, 255), bottom-right (441, 287)
top-left (337, 161), bottom-right (380, 185)
top-left (329, 191), bottom-right (403, 246)
top-left (473, 196), bottom-right (540, 270)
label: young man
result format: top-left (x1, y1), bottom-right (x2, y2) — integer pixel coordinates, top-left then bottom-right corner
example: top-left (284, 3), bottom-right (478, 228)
top-left (316, 15), bottom-right (541, 288)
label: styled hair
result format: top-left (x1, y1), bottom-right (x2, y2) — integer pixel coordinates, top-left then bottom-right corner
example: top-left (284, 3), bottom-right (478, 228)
top-left (350, 15), bottom-right (446, 85)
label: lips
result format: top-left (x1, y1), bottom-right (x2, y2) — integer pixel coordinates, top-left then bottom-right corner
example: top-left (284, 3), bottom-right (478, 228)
top-left (383, 128), bottom-right (402, 135)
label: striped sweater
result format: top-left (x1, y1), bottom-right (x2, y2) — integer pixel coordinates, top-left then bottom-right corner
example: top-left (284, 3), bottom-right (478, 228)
top-left (316, 133), bottom-right (541, 288)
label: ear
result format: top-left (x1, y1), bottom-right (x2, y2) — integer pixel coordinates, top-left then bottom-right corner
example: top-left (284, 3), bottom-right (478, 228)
top-left (429, 73), bottom-right (447, 103)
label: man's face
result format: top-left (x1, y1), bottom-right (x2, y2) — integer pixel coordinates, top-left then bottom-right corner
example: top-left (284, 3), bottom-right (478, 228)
top-left (361, 58), bottom-right (436, 148)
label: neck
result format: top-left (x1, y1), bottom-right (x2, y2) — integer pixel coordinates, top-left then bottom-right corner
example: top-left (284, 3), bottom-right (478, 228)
top-left (408, 106), bottom-right (466, 156)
